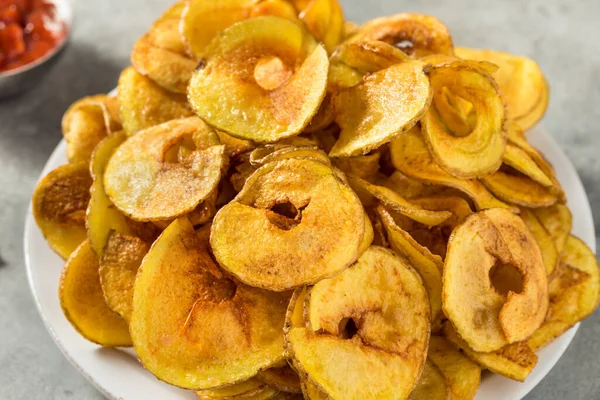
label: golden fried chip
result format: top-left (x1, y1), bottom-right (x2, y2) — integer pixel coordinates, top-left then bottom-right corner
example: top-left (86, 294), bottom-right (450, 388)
top-left (293, 0), bottom-right (344, 52)
top-left (529, 236), bottom-right (600, 350)
top-left (59, 240), bottom-right (132, 347)
top-left (384, 170), bottom-right (445, 199)
top-left (378, 206), bottom-right (443, 326)
top-left (455, 47), bottom-right (549, 131)
top-left (300, 379), bottom-right (330, 400)
top-left (131, 219), bottom-right (290, 389)
top-left (422, 61), bottom-right (507, 179)
top-left (350, 13), bottom-right (454, 58)
top-left (481, 167), bottom-right (558, 208)
top-left (428, 336), bottom-right (481, 400)
top-left (117, 67), bottom-right (193, 136)
top-left (329, 61), bottom-right (432, 157)
top-left (443, 323), bottom-right (537, 382)
top-left (211, 158), bottom-right (365, 290)
top-left (196, 378), bottom-right (280, 399)
top-left (332, 153), bottom-right (380, 181)
top-left (520, 209), bottom-right (558, 276)
top-left (412, 195), bottom-right (473, 228)
top-left (131, 2), bottom-right (196, 93)
top-left (250, 145), bottom-right (331, 167)
top-left (503, 144), bottom-right (552, 187)
top-left (348, 175), bottom-right (452, 226)
top-left (286, 246), bottom-right (430, 400)
top-left (408, 360), bottom-right (449, 400)
top-left (390, 126), bottom-right (516, 211)
top-left (188, 16), bottom-right (329, 143)
top-left (104, 117), bottom-right (226, 221)
top-left (98, 232), bottom-right (148, 323)
top-left (32, 162), bottom-right (92, 259)
top-left (443, 209), bottom-right (548, 352)
top-left (258, 366), bottom-right (302, 394)
top-left (62, 95), bottom-right (121, 163)
top-left (532, 204), bottom-right (572, 253)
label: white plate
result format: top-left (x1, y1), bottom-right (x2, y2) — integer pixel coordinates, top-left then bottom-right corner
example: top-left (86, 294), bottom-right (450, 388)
top-left (24, 126), bottom-right (595, 400)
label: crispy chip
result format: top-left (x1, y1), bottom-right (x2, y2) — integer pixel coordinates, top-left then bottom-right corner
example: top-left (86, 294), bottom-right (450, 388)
top-left (520, 209), bottom-right (559, 276)
top-left (286, 247), bottom-right (430, 400)
top-left (258, 366), bottom-right (302, 394)
top-left (390, 126), bottom-right (516, 211)
top-left (532, 204), bottom-right (572, 253)
top-left (32, 162), bottom-right (92, 259)
top-left (188, 16), bottom-right (329, 142)
top-left (329, 61), bottom-right (432, 157)
top-left (131, 220), bottom-right (290, 389)
top-left (59, 240), bottom-right (132, 347)
top-left (104, 117), bottom-right (226, 221)
top-left (443, 209), bottom-right (548, 352)
top-left (196, 378), bottom-right (280, 399)
top-left (481, 167), bottom-right (558, 208)
top-left (408, 360), bottom-right (449, 400)
top-left (211, 158), bottom-right (365, 291)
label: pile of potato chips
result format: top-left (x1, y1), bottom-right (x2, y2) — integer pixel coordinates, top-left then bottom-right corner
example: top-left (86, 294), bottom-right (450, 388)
top-left (32, 0), bottom-right (599, 399)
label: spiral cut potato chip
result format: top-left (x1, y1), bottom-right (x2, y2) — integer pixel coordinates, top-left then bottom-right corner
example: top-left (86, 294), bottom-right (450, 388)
top-left (347, 175), bottom-right (452, 226)
top-left (428, 336), bottom-right (481, 400)
top-left (59, 240), bottom-right (132, 347)
top-left (104, 117), bottom-right (226, 221)
top-left (131, 2), bottom-right (196, 93)
top-left (62, 95), bottom-right (121, 163)
top-left (455, 47), bottom-right (549, 131)
top-left (442, 322), bottom-right (538, 382)
top-left (528, 236), bottom-right (600, 351)
top-left (350, 13), bottom-right (454, 58)
top-left (329, 61), bottom-right (432, 157)
top-left (33, 2), bottom-right (599, 397)
top-left (390, 126), bottom-right (516, 211)
top-left (211, 158), bottom-right (366, 291)
top-left (131, 219), bottom-right (290, 389)
top-left (443, 209), bottom-right (549, 352)
top-left (188, 16), bottom-right (329, 142)
top-left (32, 162), bottom-right (92, 259)
top-left (422, 61), bottom-right (507, 179)
top-left (117, 67), bottom-right (193, 136)
top-left (286, 247), bottom-right (430, 400)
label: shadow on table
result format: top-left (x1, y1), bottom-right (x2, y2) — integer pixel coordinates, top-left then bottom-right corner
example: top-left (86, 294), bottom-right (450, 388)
top-left (0, 42), bottom-right (124, 168)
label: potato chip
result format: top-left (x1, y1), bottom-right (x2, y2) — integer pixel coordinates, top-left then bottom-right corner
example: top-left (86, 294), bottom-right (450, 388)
top-left (32, 162), bottom-right (92, 259)
top-left (390, 126), bottom-right (516, 211)
top-left (383, 170), bottom-right (445, 199)
top-left (59, 240), bottom-right (132, 347)
top-left (529, 236), bottom-right (600, 350)
top-left (211, 158), bottom-right (365, 291)
top-left (481, 167), bottom-right (558, 208)
top-left (350, 13), bottom-right (454, 58)
top-left (408, 360), bottom-right (449, 400)
top-left (62, 95), bottom-right (121, 163)
top-left (422, 61), bottom-right (507, 179)
top-left (98, 232), bottom-right (148, 323)
top-left (196, 378), bottom-right (280, 399)
top-left (131, 219), bottom-right (290, 389)
top-left (428, 336), bottom-right (481, 400)
top-left (117, 67), bottom-right (193, 136)
top-left (503, 144), bottom-right (553, 187)
top-left (455, 47), bottom-right (549, 131)
top-left (131, 2), bottom-right (196, 93)
top-left (300, 378), bottom-right (330, 400)
top-left (332, 153), bottom-right (380, 181)
top-left (348, 175), bottom-right (452, 226)
top-left (286, 247), bottom-right (430, 400)
top-left (443, 322), bottom-right (537, 382)
top-left (443, 209), bottom-right (548, 352)
top-left (104, 117), bottom-right (226, 221)
top-left (378, 206), bottom-right (443, 326)
top-left (329, 61), bottom-right (432, 157)
top-left (188, 16), bottom-right (329, 142)
top-left (250, 145), bottom-right (330, 167)
top-left (532, 204), bottom-right (572, 253)
top-left (520, 209), bottom-right (558, 276)
top-left (258, 366), bottom-right (302, 394)
top-left (293, 0), bottom-right (344, 52)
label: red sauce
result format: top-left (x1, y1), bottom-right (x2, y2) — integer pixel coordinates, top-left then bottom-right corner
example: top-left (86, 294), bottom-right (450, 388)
top-left (0, 0), bottom-right (66, 72)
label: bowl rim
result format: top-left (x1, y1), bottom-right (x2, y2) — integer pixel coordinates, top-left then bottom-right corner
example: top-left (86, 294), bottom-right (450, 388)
top-left (0, 0), bottom-right (73, 78)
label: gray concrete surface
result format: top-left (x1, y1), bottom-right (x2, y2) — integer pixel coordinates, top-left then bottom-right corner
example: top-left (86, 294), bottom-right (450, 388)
top-left (0, 0), bottom-right (599, 399)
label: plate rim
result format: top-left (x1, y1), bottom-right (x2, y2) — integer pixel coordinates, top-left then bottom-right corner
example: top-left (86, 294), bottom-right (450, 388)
top-left (23, 126), bottom-right (595, 400)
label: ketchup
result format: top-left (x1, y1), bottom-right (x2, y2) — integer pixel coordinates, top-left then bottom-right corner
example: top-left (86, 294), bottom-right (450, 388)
top-left (0, 0), bottom-right (66, 72)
